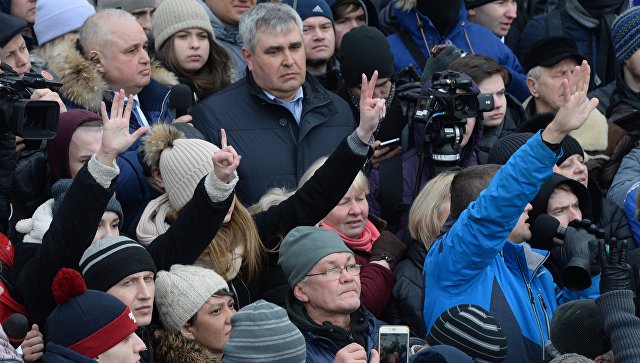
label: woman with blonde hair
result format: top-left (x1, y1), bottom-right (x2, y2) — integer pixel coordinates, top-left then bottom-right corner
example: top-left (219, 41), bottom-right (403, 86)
top-left (384, 171), bottom-right (456, 337)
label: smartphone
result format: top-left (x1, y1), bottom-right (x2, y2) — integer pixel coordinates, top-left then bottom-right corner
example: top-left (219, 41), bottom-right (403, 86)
top-left (379, 137), bottom-right (400, 147)
top-left (379, 325), bottom-right (410, 363)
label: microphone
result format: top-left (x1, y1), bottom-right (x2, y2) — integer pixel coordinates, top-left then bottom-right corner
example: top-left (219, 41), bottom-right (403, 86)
top-left (168, 84), bottom-right (194, 118)
top-left (529, 214), bottom-right (565, 250)
top-left (2, 313), bottom-right (28, 349)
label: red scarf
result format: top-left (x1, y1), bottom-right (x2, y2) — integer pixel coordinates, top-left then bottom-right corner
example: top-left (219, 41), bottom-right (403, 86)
top-left (320, 219), bottom-right (380, 254)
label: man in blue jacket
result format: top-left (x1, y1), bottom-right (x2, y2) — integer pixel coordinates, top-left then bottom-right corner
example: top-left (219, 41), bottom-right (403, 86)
top-left (423, 60), bottom-right (599, 363)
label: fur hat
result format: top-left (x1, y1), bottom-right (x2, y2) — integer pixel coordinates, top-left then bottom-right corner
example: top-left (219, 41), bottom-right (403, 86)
top-left (46, 268), bottom-right (139, 358)
top-left (278, 226), bottom-right (352, 288)
top-left (152, 0), bottom-right (214, 50)
top-left (96, 0), bottom-right (156, 12)
top-left (155, 265), bottom-right (229, 334)
top-left (79, 236), bottom-right (157, 292)
top-left (34, 0), bottom-right (95, 45)
top-left (222, 300), bottom-right (306, 363)
top-left (143, 123), bottom-right (219, 210)
top-left (612, 6), bottom-right (640, 64)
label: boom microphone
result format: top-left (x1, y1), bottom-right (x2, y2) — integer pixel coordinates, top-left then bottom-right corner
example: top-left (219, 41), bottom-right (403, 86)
top-left (168, 84), bottom-right (194, 118)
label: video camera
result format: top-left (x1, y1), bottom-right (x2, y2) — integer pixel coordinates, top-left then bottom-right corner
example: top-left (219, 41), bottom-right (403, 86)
top-left (0, 62), bottom-right (60, 140)
top-left (413, 71), bottom-right (494, 164)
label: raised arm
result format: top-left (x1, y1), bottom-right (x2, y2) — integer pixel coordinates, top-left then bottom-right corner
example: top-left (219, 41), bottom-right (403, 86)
top-left (429, 61), bottom-right (599, 288)
top-left (145, 129), bottom-right (239, 269)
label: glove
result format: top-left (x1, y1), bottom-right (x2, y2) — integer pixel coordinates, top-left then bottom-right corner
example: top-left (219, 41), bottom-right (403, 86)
top-left (421, 45), bottom-right (464, 83)
top-left (370, 231), bottom-right (407, 270)
top-left (599, 238), bottom-right (631, 294)
top-left (554, 225), bottom-right (597, 291)
top-left (395, 81), bottom-right (423, 122)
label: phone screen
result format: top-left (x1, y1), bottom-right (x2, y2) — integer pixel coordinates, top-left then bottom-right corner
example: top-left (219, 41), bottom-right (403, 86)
top-left (379, 330), bottom-right (409, 363)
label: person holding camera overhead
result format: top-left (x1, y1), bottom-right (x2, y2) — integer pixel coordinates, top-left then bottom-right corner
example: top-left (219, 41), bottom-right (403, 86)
top-left (423, 60), bottom-right (599, 363)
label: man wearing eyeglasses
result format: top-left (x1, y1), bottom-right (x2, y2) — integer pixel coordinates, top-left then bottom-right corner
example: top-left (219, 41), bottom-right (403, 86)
top-left (278, 226), bottom-right (382, 363)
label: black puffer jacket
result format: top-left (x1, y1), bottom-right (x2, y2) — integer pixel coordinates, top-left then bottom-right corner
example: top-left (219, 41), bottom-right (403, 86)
top-left (384, 240), bottom-right (427, 337)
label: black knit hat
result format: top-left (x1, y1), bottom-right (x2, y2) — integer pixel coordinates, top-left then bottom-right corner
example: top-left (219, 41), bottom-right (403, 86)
top-left (557, 135), bottom-right (584, 166)
top-left (529, 173), bottom-right (592, 224)
top-left (487, 132), bottom-right (534, 165)
top-left (465, 0), bottom-right (495, 9)
top-left (550, 299), bottom-right (611, 359)
top-left (339, 26), bottom-right (394, 87)
top-left (79, 236), bottom-right (157, 292)
top-left (0, 12), bottom-right (28, 48)
top-left (426, 304), bottom-right (508, 362)
top-left (522, 36), bottom-right (585, 73)
top-left (51, 179), bottom-right (124, 229)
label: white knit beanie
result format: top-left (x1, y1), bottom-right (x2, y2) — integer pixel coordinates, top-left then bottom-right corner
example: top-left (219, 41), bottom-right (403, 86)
top-left (155, 264), bottom-right (229, 333)
top-left (34, 0), bottom-right (96, 45)
top-left (160, 138), bottom-right (219, 211)
top-left (152, 0), bottom-right (214, 50)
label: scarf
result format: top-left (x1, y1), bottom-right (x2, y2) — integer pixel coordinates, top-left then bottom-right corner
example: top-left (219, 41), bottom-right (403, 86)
top-left (136, 194), bottom-right (172, 246)
top-left (320, 220), bottom-right (380, 254)
top-left (566, 0), bottom-right (627, 86)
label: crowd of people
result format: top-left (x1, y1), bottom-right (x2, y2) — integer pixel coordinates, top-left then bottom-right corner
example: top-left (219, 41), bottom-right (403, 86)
top-left (1, 0), bottom-right (640, 362)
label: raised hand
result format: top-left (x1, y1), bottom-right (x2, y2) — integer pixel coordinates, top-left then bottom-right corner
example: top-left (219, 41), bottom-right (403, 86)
top-left (97, 89), bottom-right (149, 165)
top-left (599, 238), bottom-right (632, 295)
top-left (212, 128), bottom-right (240, 183)
top-left (357, 71), bottom-right (386, 144)
top-left (543, 61), bottom-right (599, 144)
top-left (21, 324), bottom-right (44, 362)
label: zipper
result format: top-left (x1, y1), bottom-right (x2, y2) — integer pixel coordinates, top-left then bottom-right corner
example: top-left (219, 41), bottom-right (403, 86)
top-left (516, 254), bottom-right (545, 361)
top-left (538, 293), bottom-right (551, 339)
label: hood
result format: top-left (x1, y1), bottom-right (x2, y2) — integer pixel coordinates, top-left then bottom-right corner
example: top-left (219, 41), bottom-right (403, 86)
top-left (47, 40), bottom-right (177, 112)
top-left (199, 1), bottom-right (243, 46)
top-left (153, 328), bottom-right (221, 363)
top-left (529, 173), bottom-right (593, 224)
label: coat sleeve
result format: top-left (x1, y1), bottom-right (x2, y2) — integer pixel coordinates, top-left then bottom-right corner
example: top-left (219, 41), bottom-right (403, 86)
top-left (608, 147), bottom-right (640, 209)
top-left (357, 256), bottom-right (395, 319)
top-left (595, 290), bottom-right (640, 363)
top-left (253, 135), bottom-right (371, 249)
top-left (17, 163), bottom-right (116, 327)
top-left (427, 132), bottom-right (558, 291)
top-left (145, 177), bottom-right (233, 270)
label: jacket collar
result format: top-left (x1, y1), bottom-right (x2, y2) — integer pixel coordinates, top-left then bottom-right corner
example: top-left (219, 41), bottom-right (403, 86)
top-left (502, 242), bottom-right (550, 283)
top-left (153, 328), bottom-right (221, 363)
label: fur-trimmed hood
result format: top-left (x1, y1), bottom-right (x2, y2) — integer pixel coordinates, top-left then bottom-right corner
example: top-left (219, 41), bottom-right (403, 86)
top-left (153, 328), bottom-right (221, 363)
top-left (394, 0), bottom-right (416, 11)
top-left (46, 41), bottom-right (178, 112)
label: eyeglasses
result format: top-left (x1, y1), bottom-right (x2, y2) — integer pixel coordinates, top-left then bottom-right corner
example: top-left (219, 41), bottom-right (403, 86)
top-left (305, 264), bottom-right (361, 280)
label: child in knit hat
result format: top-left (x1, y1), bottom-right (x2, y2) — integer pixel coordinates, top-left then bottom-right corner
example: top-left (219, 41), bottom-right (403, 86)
top-left (153, 264), bottom-right (235, 362)
top-left (152, 0), bottom-right (233, 101)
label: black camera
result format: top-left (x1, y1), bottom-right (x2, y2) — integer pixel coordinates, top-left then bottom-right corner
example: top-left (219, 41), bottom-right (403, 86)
top-left (413, 71), bottom-right (494, 164)
top-left (0, 62), bottom-right (61, 139)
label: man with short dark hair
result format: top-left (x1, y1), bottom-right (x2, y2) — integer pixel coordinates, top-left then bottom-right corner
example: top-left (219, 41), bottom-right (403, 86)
top-left (466, 0), bottom-right (517, 39)
top-left (191, 2), bottom-right (358, 204)
top-left (449, 54), bottom-right (526, 164)
top-left (423, 61), bottom-right (598, 362)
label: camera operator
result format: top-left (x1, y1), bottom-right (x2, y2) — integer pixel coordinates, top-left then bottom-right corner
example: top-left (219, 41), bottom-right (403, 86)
top-left (367, 69), bottom-right (485, 240)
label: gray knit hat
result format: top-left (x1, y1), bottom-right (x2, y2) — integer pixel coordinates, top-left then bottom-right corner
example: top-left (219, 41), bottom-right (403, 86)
top-left (51, 179), bottom-right (123, 228)
top-left (79, 236), bottom-right (157, 292)
top-left (278, 226), bottom-right (352, 288)
top-left (155, 264), bottom-right (229, 333)
top-left (222, 300), bottom-right (306, 363)
top-left (96, 0), bottom-right (156, 12)
top-left (152, 0), bottom-right (214, 50)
